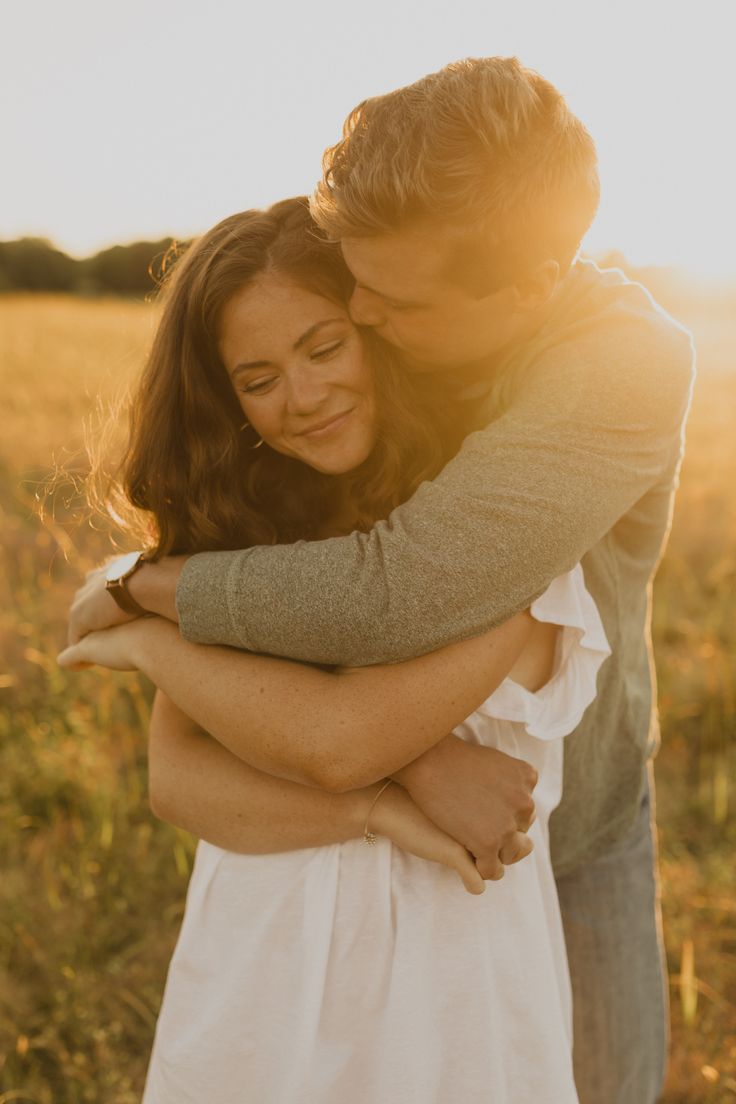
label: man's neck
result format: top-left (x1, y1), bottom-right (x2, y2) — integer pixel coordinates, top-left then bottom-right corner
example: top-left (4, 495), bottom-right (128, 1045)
top-left (440, 294), bottom-right (560, 398)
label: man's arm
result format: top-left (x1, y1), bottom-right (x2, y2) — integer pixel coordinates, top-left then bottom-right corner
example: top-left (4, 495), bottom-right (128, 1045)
top-left (174, 308), bottom-right (694, 665)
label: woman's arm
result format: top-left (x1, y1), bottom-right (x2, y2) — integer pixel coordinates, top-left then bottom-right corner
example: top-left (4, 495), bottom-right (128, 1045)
top-left (149, 691), bottom-right (488, 893)
top-left (60, 610), bottom-right (534, 792)
top-left (149, 689), bottom-right (373, 852)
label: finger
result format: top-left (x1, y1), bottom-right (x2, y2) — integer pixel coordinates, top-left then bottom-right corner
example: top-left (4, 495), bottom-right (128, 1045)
top-left (57, 647), bottom-right (90, 670)
top-left (68, 626), bottom-right (90, 646)
top-left (517, 803), bottom-right (537, 833)
top-left (454, 851), bottom-right (486, 895)
top-left (499, 831), bottom-right (534, 865)
top-left (498, 830), bottom-right (527, 864)
top-left (475, 856), bottom-right (505, 881)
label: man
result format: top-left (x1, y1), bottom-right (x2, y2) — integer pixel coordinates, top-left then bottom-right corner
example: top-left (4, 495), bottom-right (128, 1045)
top-left (70, 57), bottom-right (694, 1102)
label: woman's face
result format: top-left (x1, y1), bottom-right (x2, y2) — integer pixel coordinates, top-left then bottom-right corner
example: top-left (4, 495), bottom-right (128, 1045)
top-left (218, 273), bottom-right (377, 475)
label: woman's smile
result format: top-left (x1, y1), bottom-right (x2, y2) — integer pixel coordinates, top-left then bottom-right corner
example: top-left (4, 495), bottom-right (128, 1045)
top-left (296, 407), bottom-right (355, 440)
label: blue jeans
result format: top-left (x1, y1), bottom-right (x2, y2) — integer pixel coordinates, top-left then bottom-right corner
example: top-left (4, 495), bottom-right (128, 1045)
top-left (555, 764), bottom-right (669, 1104)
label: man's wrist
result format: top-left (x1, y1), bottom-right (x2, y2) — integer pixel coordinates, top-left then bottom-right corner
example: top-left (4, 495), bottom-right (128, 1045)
top-left (127, 556), bottom-right (189, 623)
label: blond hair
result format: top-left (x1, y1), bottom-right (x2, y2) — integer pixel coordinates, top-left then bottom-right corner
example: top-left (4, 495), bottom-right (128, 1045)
top-left (312, 57), bottom-right (599, 294)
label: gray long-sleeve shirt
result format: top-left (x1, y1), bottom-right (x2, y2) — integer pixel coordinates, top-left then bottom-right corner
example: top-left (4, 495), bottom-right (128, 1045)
top-left (176, 260), bottom-right (696, 876)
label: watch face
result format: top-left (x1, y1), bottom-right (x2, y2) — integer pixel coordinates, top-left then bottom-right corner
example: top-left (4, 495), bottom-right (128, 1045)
top-left (105, 551), bottom-right (141, 583)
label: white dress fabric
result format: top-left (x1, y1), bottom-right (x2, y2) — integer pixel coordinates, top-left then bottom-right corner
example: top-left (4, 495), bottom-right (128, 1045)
top-left (142, 565), bottom-right (610, 1104)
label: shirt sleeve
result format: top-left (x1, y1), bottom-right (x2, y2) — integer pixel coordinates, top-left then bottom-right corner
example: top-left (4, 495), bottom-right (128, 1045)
top-left (175, 305), bottom-right (695, 666)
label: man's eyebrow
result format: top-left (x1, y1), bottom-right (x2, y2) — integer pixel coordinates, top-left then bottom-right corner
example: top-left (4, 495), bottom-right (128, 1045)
top-left (355, 283), bottom-right (425, 309)
top-left (232, 318), bottom-right (344, 375)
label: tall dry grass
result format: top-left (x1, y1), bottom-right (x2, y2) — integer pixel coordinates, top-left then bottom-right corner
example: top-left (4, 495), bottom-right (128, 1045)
top-left (0, 293), bottom-right (734, 1102)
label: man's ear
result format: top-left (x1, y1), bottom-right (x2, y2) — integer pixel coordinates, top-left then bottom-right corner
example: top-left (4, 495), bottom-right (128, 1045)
top-left (511, 259), bottom-right (560, 312)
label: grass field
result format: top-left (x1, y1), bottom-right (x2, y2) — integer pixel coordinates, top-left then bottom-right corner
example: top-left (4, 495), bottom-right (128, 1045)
top-left (1, 292), bottom-right (735, 1102)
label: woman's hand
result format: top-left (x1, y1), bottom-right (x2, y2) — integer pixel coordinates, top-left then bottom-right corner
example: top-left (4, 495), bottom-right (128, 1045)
top-left (67, 556), bottom-right (186, 645)
top-left (368, 781), bottom-right (486, 896)
top-left (67, 565), bottom-right (139, 645)
top-left (57, 618), bottom-right (160, 672)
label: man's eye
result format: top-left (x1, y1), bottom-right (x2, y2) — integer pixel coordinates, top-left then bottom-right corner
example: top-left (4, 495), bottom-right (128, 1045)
top-left (311, 340), bottom-right (345, 359)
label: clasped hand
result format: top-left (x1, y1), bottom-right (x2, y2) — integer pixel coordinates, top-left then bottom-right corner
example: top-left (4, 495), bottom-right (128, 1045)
top-left (393, 734), bottom-right (538, 881)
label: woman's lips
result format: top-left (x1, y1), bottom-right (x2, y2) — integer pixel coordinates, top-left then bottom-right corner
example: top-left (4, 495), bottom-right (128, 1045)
top-left (298, 409), bottom-right (354, 440)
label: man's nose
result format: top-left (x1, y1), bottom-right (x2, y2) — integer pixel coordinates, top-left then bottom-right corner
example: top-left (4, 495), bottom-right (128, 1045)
top-left (349, 286), bottom-right (386, 327)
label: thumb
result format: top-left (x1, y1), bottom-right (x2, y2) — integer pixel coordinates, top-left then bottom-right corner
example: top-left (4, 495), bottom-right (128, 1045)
top-left (57, 646), bottom-right (92, 671)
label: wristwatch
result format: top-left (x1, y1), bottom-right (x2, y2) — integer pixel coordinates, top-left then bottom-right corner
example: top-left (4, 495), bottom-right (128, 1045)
top-left (105, 551), bottom-right (148, 616)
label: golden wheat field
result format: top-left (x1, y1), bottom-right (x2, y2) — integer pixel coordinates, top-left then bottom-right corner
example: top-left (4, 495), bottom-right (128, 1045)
top-left (1, 292), bottom-right (735, 1103)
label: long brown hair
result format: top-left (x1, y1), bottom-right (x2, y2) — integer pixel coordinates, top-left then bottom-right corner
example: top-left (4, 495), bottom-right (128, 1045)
top-left (102, 198), bottom-right (467, 557)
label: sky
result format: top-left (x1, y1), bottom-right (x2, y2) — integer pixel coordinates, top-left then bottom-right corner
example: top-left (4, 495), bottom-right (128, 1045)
top-left (2, 0), bottom-right (734, 281)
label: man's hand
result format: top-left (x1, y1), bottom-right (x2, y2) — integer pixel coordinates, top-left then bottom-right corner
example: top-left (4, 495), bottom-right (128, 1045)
top-left (392, 734), bottom-right (538, 881)
top-left (67, 566), bottom-right (138, 645)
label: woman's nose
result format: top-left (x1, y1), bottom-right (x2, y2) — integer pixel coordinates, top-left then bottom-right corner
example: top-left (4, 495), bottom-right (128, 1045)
top-left (349, 286), bottom-right (386, 327)
top-left (284, 368), bottom-right (331, 414)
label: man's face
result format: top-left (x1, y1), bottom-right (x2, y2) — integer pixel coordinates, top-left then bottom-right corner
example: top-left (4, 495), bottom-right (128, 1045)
top-left (341, 223), bottom-right (521, 372)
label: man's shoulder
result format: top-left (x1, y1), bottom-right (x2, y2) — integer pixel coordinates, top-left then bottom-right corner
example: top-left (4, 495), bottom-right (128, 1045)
top-left (552, 260), bottom-right (694, 380)
top-left (517, 260), bottom-right (696, 416)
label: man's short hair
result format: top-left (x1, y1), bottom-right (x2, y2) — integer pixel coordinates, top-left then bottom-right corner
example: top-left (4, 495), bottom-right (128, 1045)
top-left (311, 57), bottom-right (600, 296)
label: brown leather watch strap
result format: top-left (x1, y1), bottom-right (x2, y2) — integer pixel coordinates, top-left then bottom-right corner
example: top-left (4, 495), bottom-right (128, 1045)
top-left (105, 552), bottom-right (149, 617)
top-left (106, 577), bottom-right (149, 617)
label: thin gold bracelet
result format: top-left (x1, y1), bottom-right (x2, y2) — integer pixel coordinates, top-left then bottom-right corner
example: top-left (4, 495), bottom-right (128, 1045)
top-left (362, 779), bottom-right (394, 845)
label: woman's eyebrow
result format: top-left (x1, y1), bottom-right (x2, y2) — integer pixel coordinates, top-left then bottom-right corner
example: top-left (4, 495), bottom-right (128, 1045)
top-left (232, 319), bottom-right (345, 376)
top-left (293, 318), bottom-right (344, 350)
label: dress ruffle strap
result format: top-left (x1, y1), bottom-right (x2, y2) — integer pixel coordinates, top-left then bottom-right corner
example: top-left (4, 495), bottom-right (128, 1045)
top-left (475, 564), bottom-right (612, 741)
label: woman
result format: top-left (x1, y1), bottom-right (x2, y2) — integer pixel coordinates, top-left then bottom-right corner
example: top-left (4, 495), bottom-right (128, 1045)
top-left (59, 198), bottom-right (610, 1103)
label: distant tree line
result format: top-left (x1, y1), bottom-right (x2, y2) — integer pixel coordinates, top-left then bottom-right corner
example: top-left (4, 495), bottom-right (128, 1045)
top-left (0, 236), bottom-right (189, 296)
top-left (1, 238), bottom-right (732, 317)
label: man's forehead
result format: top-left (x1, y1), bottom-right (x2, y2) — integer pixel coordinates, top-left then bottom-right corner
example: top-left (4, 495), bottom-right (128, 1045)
top-left (341, 228), bottom-right (452, 299)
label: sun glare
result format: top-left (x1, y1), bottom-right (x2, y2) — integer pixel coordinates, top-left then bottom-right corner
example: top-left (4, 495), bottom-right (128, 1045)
top-left (2, 1), bottom-right (733, 283)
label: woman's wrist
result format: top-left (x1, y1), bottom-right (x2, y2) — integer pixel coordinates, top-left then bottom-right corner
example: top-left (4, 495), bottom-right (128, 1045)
top-left (347, 781), bottom-right (390, 839)
top-left (357, 778), bottom-right (406, 841)
top-left (127, 556), bottom-right (189, 623)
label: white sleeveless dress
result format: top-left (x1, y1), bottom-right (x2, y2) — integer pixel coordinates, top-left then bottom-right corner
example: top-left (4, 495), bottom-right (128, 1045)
top-left (142, 565), bottom-right (610, 1104)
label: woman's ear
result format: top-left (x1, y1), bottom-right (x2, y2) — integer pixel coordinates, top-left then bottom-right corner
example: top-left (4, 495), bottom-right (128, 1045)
top-left (511, 259), bottom-right (560, 312)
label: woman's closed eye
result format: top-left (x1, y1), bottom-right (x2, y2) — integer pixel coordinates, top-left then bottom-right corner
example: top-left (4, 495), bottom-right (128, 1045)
top-left (239, 376), bottom-right (278, 395)
top-left (239, 342), bottom-right (346, 395)
top-left (311, 340), bottom-right (345, 360)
